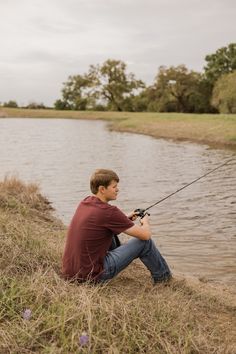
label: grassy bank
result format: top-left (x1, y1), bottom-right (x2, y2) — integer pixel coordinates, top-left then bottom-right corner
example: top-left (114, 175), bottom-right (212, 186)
top-left (1, 107), bottom-right (236, 150)
top-left (0, 178), bottom-right (236, 353)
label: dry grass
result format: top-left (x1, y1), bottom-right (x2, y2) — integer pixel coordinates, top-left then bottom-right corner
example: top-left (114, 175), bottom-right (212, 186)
top-left (107, 113), bottom-right (236, 149)
top-left (1, 108), bottom-right (236, 150)
top-left (0, 177), bottom-right (236, 353)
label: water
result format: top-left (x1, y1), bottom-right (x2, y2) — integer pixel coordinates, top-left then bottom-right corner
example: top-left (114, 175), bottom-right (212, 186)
top-left (0, 118), bottom-right (235, 285)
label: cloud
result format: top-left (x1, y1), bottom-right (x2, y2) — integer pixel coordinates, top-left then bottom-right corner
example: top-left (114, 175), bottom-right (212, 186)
top-left (0, 0), bottom-right (235, 105)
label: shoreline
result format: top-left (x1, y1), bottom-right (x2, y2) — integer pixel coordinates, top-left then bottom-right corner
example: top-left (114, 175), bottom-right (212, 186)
top-left (108, 122), bottom-right (236, 151)
top-left (1, 107), bottom-right (236, 151)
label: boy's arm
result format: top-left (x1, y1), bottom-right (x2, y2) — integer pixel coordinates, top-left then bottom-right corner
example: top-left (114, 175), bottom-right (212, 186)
top-left (124, 215), bottom-right (151, 241)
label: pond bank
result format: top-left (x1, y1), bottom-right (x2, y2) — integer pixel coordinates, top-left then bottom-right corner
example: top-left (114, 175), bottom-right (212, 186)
top-left (0, 177), bottom-right (236, 353)
top-left (1, 107), bottom-right (236, 150)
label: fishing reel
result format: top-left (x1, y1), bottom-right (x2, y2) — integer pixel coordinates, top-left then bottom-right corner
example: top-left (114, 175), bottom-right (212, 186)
top-left (134, 208), bottom-right (150, 219)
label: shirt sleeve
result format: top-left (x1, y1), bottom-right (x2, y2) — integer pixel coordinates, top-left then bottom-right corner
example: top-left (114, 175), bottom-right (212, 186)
top-left (106, 206), bottom-right (134, 235)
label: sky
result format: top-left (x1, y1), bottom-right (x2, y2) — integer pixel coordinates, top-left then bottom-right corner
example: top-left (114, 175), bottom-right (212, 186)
top-left (0, 0), bottom-right (235, 107)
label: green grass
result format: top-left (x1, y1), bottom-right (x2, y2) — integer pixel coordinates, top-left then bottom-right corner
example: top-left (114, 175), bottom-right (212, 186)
top-left (0, 177), bottom-right (236, 353)
top-left (1, 108), bottom-right (236, 149)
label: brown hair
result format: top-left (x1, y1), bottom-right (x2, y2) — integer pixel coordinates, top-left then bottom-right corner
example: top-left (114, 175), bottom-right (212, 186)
top-left (90, 169), bottom-right (119, 194)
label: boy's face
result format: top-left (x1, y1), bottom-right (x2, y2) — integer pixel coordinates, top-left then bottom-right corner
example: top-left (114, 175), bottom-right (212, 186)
top-left (102, 180), bottom-right (119, 201)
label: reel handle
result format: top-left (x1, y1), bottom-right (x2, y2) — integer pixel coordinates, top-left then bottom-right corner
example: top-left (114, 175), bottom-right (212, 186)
top-left (134, 208), bottom-right (150, 219)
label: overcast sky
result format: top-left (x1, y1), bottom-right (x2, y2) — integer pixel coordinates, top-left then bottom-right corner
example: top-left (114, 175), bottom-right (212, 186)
top-left (0, 0), bottom-right (235, 106)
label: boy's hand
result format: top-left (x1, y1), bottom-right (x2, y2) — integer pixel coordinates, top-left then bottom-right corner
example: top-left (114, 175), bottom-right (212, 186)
top-left (140, 214), bottom-right (149, 225)
top-left (127, 211), bottom-right (138, 221)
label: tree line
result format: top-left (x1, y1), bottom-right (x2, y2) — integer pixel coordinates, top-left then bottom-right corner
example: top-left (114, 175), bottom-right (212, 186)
top-left (54, 43), bottom-right (236, 113)
top-left (2, 43), bottom-right (236, 113)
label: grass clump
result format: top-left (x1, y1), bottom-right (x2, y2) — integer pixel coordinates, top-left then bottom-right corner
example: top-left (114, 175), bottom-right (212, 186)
top-left (0, 177), bottom-right (236, 353)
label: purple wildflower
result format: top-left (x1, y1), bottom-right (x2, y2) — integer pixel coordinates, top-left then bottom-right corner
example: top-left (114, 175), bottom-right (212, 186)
top-left (22, 308), bottom-right (32, 320)
top-left (79, 332), bottom-right (89, 346)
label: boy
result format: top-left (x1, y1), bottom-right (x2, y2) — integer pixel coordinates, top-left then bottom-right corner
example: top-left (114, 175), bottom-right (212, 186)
top-left (62, 169), bottom-right (171, 284)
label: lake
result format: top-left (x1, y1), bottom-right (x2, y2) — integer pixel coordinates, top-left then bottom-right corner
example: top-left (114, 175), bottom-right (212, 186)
top-left (0, 118), bottom-right (235, 286)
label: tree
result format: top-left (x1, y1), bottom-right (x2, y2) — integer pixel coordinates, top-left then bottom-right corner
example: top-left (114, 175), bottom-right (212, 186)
top-left (204, 43), bottom-right (236, 84)
top-left (130, 89), bottom-right (151, 112)
top-left (26, 102), bottom-right (46, 109)
top-left (211, 71), bottom-right (236, 113)
top-left (58, 74), bottom-right (96, 110)
top-left (193, 78), bottom-right (217, 113)
top-left (151, 65), bottom-right (205, 113)
top-left (54, 99), bottom-right (71, 110)
top-left (3, 100), bottom-right (18, 108)
top-left (88, 59), bottom-right (145, 111)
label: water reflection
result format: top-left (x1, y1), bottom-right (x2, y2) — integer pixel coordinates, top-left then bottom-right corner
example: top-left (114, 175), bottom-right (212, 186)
top-left (0, 118), bottom-right (235, 285)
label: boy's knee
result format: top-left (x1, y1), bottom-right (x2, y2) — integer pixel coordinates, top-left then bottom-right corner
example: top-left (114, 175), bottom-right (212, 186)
top-left (140, 238), bottom-right (155, 254)
top-left (143, 238), bottom-right (153, 246)
top-left (128, 238), bottom-right (154, 254)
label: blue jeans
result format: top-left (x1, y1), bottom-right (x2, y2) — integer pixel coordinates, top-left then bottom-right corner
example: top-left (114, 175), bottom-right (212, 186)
top-left (100, 238), bottom-right (171, 283)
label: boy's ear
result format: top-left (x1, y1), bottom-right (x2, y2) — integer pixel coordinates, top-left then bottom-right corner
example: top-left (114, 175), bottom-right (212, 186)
top-left (98, 185), bottom-right (105, 193)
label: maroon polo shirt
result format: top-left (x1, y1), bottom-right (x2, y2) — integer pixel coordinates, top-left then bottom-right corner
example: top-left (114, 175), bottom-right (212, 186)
top-left (62, 196), bottom-right (134, 281)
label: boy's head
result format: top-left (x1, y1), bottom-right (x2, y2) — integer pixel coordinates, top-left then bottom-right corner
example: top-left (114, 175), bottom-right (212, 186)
top-left (90, 169), bottom-right (119, 194)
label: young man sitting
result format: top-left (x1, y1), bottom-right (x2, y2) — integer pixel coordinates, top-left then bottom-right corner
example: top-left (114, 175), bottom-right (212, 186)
top-left (62, 169), bottom-right (171, 284)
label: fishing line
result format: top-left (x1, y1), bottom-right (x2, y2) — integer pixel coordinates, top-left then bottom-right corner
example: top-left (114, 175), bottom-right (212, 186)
top-left (135, 158), bottom-right (234, 218)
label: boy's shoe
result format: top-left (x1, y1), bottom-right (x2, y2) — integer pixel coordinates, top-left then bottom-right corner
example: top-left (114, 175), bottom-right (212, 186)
top-left (153, 274), bottom-right (172, 285)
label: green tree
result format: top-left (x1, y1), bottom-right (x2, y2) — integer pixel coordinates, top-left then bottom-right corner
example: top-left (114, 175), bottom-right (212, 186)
top-left (151, 65), bottom-right (204, 113)
top-left (26, 102), bottom-right (46, 109)
top-left (58, 74), bottom-right (96, 110)
top-left (3, 100), bottom-right (18, 108)
top-left (211, 71), bottom-right (236, 113)
top-left (130, 89), bottom-right (151, 112)
top-left (89, 59), bottom-right (145, 111)
top-left (204, 43), bottom-right (236, 84)
top-left (54, 99), bottom-right (71, 110)
top-left (193, 78), bottom-right (217, 113)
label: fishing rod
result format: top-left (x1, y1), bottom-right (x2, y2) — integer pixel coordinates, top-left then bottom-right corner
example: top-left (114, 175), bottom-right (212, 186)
top-left (134, 158), bottom-right (234, 218)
